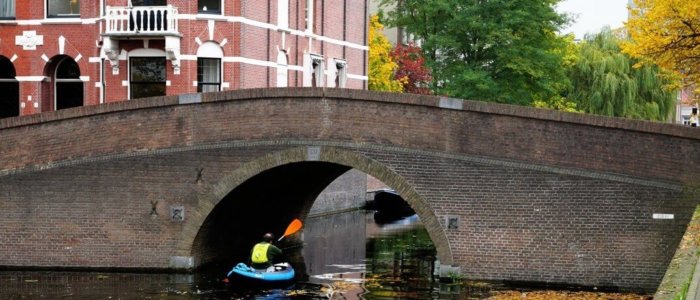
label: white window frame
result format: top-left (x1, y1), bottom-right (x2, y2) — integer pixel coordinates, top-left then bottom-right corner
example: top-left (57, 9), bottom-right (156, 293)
top-left (278, 0), bottom-right (288, 29)
top-left (335, 59), bottom-right (347, 88)
top-left (46, 0), bottom-right (81, 19)
top-left (196, 42), bottom-right (224, 92)
top-left (310, 54), bottom-right (324, 87)
top-left (128, 48), bottom-right (167, 100)
top-left (276, 50), bottom-right (289, 87)
top-left (54, 56), bottom-right (83, 110)
top-left (198, 0), bottom-right (222, 15)
top-left (305, 0), bottom-right (313, 33)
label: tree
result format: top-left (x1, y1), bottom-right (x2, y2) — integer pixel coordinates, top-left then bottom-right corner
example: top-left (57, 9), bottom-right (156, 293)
top-left (381, 0), bottom-right (570, 105)
top-left (623, 0), bottom-right (700, 89)
top-left (569, 29), bottom-right (676, 121)
top-left (368, 15), bottom-right (404, 92)
top-left (391, 43), bottom-right (432, 94)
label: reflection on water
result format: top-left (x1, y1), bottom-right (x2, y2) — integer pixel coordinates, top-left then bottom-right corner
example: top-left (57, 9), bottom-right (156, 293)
top-left (0, 210), bottom-right (649, 299)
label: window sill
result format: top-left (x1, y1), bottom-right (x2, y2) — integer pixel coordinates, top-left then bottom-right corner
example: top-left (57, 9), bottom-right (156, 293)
top-left (42, 18), bottom-right (83, 24)
top-left (195, 14), bottom-right (226, 21)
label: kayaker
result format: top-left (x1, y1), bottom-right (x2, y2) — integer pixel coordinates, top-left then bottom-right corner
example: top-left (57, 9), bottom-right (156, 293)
top-left (250, 233), bottom-right (283, 270)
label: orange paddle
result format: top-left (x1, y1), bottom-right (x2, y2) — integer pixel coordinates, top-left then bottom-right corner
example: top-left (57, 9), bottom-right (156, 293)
top-left (278, 218), bottom-right (303, 242)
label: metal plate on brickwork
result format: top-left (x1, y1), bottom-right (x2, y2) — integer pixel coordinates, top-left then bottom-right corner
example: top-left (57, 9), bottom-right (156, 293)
top-left (170, 205), bottom-right (185, 222)
top-left (652, 213), bottom-right (674, 220)
top-left (445, 215), bottom-right (459, 230)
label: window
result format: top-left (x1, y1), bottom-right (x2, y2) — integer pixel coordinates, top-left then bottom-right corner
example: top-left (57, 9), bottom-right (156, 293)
top-left (311, 55), bottom-right (324, 87)
top-left (196, 42), bottom-right (223, 92)
top-left (335, 60), bottom-right (347, 88)
top-left (277, 0), bottom-right (288, 29)
top-left (131, 0), bottom-right (166, 5)
top-left (0, 56), bottom-right (18, 118)
top-left (0, 0), bottom-right (15, 19)
top-left (47, 0), bottom-right (80, 18)
top-left (276, 51), bottom-right (288, 87)
top-left (54, 56), bottom-right (83, 110)
top-left (305, 0), bottom-right (313, 32)
top-left (197, 58), bottom-right (220, 92)
top-left (130, 57), bottom-right (166, 99)
top-left (198, 0), bottom-right (220, 14)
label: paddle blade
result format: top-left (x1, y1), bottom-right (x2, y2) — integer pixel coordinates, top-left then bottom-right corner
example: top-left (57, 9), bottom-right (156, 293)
top-left (278, 219), bottom-right (303, 241)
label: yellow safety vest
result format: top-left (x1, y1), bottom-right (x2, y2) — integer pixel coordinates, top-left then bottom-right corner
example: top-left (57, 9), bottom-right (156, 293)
top-left (251, 243), bottom-right (271, 264)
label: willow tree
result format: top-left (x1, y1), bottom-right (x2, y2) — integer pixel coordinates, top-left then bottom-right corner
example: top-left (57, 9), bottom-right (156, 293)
top-left (569, 29), bottom-right (676, 121)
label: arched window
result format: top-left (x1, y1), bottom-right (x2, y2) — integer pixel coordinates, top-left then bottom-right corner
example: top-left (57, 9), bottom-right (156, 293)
top-left (196, 42), bottom-right (223, 93)
top-left (276, 50), bottom-right (288, 87)
top-left (0, 56), bottom-right (19, 118)
top-left (55, 56), bottom-right (83, 110)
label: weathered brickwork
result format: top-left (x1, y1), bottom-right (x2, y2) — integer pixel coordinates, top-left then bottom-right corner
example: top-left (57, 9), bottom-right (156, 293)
top-left (0, 88), bottom-right (699, 292)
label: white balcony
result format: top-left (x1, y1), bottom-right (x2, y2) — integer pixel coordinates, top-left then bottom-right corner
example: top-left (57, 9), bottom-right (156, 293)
top-left (102, 5), bottom-right (182, 75)
top-left (104, 5), bottom-right (179, 36)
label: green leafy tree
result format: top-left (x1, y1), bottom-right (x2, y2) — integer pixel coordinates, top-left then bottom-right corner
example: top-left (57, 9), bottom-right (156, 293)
top-left (568, 28), bottom-right (677, 121)
top-left (381, 0), bottom-right (570, 105)
top-left (369, 15), bottom-right (404, 92)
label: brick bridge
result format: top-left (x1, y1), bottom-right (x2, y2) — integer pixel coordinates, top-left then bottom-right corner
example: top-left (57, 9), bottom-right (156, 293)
top-left (0, 88), bottom-right (698, 292)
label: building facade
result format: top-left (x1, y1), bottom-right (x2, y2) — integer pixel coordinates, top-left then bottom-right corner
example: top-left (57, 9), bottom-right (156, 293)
top-left (0, 0), bottom-right (368, 118)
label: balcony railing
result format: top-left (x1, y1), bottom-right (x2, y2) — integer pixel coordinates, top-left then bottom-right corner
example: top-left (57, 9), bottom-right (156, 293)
top-left (105, 5), bottom-right (179, 36)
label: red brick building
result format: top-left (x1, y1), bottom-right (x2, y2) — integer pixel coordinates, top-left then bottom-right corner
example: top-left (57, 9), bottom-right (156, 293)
top-left (0, 0), bottom-right (368, 118)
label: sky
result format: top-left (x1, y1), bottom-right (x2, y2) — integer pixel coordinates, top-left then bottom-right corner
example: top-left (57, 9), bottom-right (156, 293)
top-left (556, 0), bottom-right (630, 39)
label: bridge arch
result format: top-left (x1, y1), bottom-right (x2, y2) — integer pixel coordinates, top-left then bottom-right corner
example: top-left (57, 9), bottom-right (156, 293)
top-left (178, 146), bottom-right (453, 268)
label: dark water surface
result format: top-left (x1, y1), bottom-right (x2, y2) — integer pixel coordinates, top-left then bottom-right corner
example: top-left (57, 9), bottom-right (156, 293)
top-left (0, 211), bottom-right (649, 299)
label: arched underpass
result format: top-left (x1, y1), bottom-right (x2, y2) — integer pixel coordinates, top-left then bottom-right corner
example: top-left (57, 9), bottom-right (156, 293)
top-left (191, 161), bottom-right (352, 268)
top-left (185, 146), bottom-right (452, 272)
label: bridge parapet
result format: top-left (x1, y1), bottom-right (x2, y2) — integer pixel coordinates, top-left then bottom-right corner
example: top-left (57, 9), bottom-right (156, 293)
top-left (1, 88), bottom-right (699, 185)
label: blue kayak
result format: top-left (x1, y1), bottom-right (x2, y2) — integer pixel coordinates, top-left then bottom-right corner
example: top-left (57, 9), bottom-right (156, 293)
top-left (226, 262), bottom-right (295, 283)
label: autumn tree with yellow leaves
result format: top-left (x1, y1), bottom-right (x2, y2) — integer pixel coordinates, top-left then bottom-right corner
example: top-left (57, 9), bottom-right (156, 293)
top-left (623, 0), bottom-right (700, 89)
top-left (368, 15), bottom-right (404, 92)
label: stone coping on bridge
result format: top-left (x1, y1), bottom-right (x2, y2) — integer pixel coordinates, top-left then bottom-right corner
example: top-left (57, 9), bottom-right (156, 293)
top-left (2, 88), bottom-right (700, 140)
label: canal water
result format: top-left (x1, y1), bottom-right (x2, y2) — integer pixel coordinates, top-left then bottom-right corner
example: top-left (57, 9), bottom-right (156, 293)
top-left (0, 210), bottom-right (650, 299)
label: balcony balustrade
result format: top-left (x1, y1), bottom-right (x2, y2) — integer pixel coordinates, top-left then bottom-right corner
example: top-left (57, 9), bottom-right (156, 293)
top-left (104, 5), bottom-right (179, 36)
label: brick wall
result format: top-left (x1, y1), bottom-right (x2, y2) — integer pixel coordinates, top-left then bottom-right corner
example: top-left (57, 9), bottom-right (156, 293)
top-left (0, 88), bottom-right (698, 291)
top-left (0, 0), bottom-right (369, 115)
top-left (310, 169), bottom-right (368, 215)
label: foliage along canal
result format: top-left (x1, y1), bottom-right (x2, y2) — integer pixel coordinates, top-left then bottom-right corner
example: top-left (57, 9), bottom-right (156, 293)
top-left (0, 210), bottom-right (651, 299)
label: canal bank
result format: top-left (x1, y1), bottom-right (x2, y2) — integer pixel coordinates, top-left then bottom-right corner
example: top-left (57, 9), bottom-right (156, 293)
top-left (654, 206), bottom-right (700, 300)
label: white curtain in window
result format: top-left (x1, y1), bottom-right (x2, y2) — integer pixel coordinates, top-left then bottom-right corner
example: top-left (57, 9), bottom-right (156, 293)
top-left (276, 51), bottom-right (288, 87)
top-left (200, 59), bottom-right (220, 92)
top-left (201, 59), bottom-right (219, 83)
top-left (0, 0), bottom-right (15, 17)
